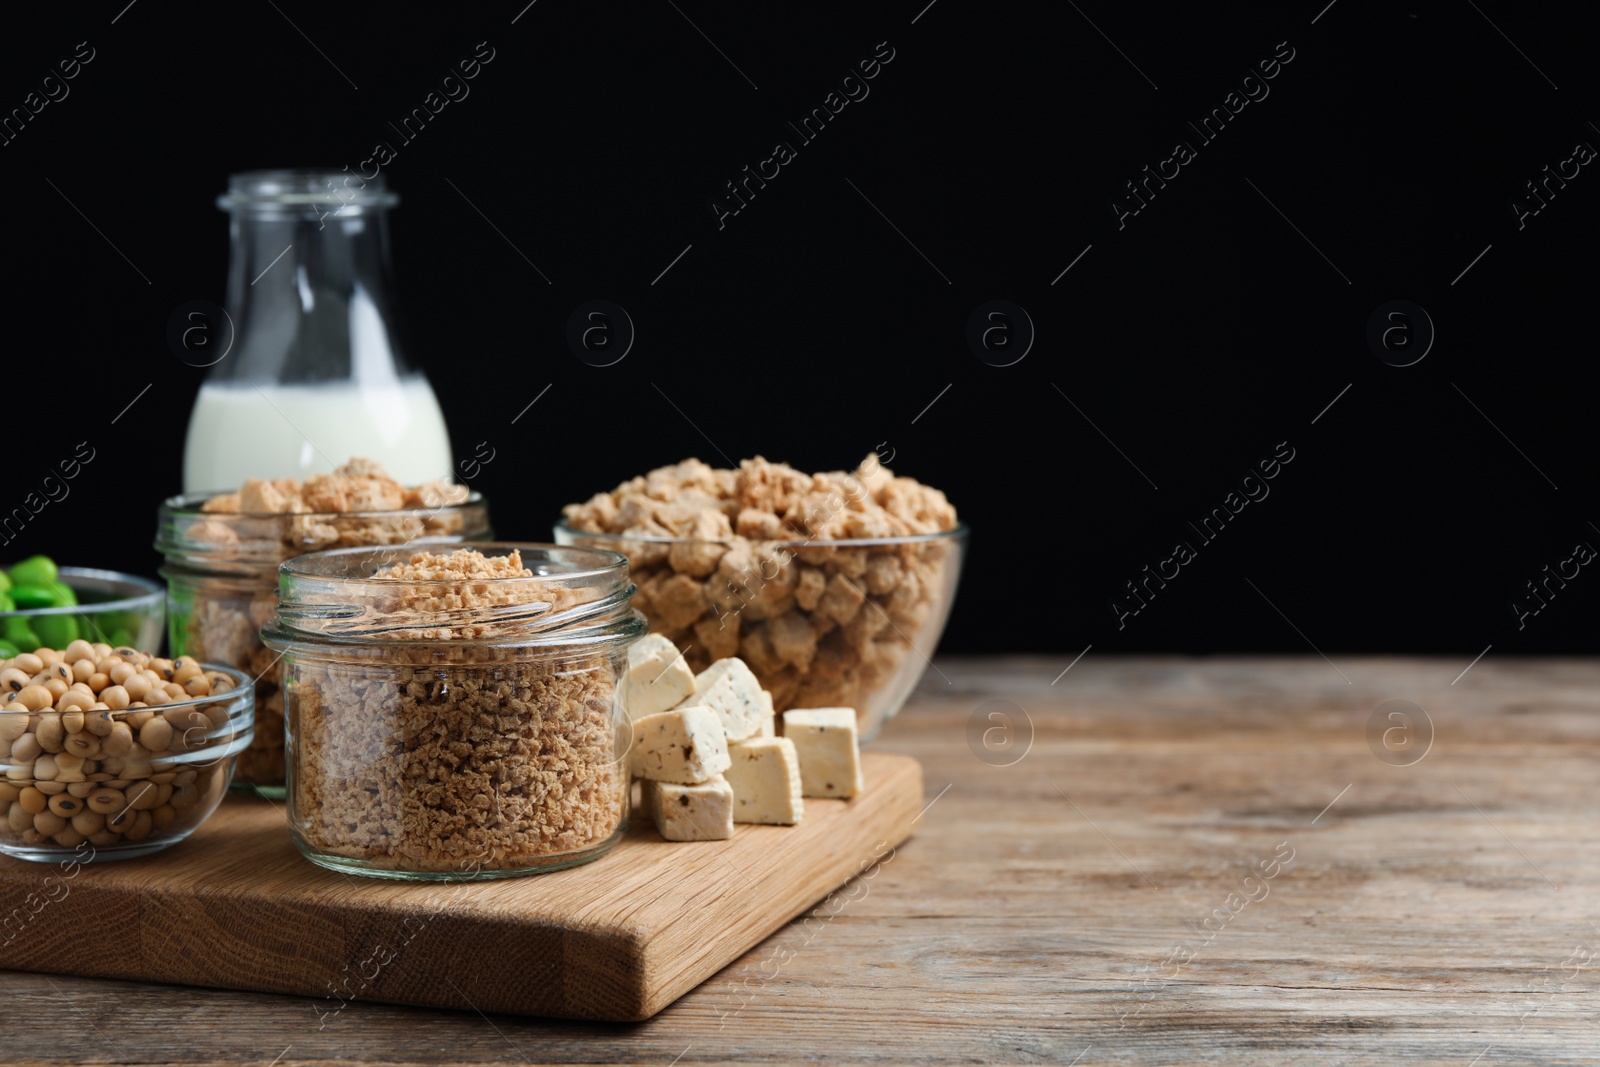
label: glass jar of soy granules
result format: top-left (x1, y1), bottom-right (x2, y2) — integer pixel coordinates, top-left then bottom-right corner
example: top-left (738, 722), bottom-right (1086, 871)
top-left (263, 543), bottom-right (645, 881)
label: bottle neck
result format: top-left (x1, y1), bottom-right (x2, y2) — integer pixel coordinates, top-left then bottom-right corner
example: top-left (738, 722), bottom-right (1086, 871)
top-left (212, 207), bottom-right (414, 387)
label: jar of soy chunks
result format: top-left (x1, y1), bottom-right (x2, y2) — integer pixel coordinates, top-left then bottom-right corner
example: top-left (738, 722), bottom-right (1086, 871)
top-left (263, 543), bottom-right (645, 880)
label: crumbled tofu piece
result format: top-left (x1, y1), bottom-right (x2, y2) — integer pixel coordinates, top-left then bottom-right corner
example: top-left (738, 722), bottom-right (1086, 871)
top-left (815, 573), bottom-right (867, 625)
top-left (667, 510), bottom-right (732, 577)
top-left (653, 573), bottom-right (706, 630)
top-left (782, 707), bottom-right (863, 798)
top-left (623, 634), bottom-right (695, 720)
top-left (630, 706), bottom-right (731, 784)
top-left (855, 452), bottom-right (894, 503)
top-left (768, 611), bottom-right (818, 670)
top-left (693, 614), bottom-right (741, 662)
top-left (691, 658), bottom-right (774, 741)
top-left (643, 775), bottom-right (735, 841)
top-left (723, 737), bottom-right (803, 825)
top-left (793, 566), bottom-right (827, 611)
top-left (238, 478), bottom-right (289, 514)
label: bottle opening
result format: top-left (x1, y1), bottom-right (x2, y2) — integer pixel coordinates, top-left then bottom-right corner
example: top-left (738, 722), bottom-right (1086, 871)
top-left (217, 169), bottom-right (398, 215)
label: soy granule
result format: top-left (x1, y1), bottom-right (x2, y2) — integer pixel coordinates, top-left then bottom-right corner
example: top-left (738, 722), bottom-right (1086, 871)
top-left (291, 655), bottom-right (623, 868)
top-left (364, 547), bottom-right (584, 640)
top-left (287, 548), bottom-right (625, 871)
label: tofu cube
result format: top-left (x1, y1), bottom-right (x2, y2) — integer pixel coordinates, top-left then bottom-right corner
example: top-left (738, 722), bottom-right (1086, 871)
top-left (623, 633), bottom-right (695, 721)
top-left (691, 658), bottom-right (773, 740)
top-left (643, 775), bottom-right (735, 841)
top-left (782, 708), bottom-right (863, 798)
top-left (630, 706), bottom-right (731, 784)
top-left (723, 737), bottom-right (803, 825)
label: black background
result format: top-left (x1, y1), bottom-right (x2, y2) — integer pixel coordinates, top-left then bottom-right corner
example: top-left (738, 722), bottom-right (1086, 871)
top-left (2, 1), bottom-right (1595, 657)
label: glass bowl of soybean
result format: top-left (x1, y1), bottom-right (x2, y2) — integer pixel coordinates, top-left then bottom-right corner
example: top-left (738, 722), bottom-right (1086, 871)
top-left (0, 656), bottom-right (254, 862)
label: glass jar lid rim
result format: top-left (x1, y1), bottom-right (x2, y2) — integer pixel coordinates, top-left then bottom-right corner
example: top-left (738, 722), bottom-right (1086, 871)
top-left (553, 517), bottom-right (971, 548)
top-left (159, 489), bottom-right (486, 520)
top-left (267, 542), bottom-right (642, 646)
top-left (154, 492), bottom-right (493, 573)
top-left (278, 541), bottom-right (626, 584)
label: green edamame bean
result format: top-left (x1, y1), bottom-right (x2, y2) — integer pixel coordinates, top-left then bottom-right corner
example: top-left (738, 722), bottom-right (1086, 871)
top-left (0, 555), bottom-right (75, 655)
top-left (2, 618), bottom-right (40, 650)
top-left (8, 586), bottom-right (56, 611)
top-left (7, 556), bottom-right (57, 589)
top-left (33, 614), bottom-right (79, 649)
top-left (0, 639), bottom-right (18, 659)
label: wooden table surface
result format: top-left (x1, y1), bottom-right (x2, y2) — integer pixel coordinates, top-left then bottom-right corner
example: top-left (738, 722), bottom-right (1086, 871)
top-left (4, 656), bottom-right (1596, 1067)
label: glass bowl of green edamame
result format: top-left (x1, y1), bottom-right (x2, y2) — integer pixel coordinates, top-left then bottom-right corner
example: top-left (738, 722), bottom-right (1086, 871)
top-left (0, 557), bottom-right (165, 658)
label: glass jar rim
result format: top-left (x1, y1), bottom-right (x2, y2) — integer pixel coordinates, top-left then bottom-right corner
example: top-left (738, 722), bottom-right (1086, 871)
top-left (0, 567), bottom-right (162, 620)
top-left (553, 518), bottom-right (970, 548)
top-left (159, 489), bottom-right (487, 520)
top-left (263, 541), bottom-right (645, 649)
top-left (155, 490), bottom-right (491, 573)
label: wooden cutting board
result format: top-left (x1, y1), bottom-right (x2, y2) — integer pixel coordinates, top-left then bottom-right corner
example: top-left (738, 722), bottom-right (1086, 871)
top-left (0, 752), bottom-right (921, 1022)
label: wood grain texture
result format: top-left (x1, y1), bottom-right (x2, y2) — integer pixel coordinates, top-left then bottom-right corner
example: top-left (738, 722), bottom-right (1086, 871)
top-left (1, 657), bottom-right (1596, 1067)
top-left (0, 753), bottom-right (922, 1023)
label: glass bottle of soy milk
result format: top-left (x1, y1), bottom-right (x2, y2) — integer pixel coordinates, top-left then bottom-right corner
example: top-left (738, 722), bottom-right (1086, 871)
top-left (182, 170), bottom-right (452, 493)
